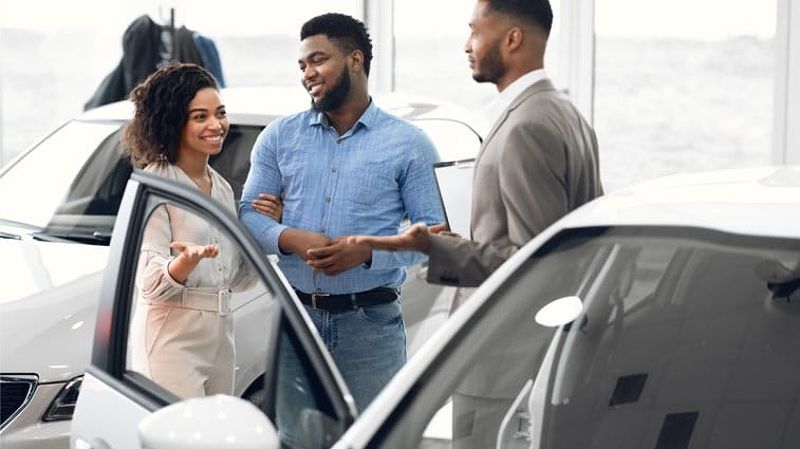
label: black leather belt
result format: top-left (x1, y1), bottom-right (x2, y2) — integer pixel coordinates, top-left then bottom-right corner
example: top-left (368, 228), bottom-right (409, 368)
top-left (293, 287), bottom-right (398, 311)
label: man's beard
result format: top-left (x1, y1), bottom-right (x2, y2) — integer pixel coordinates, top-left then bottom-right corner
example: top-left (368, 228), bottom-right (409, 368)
top-left (312, 66), bottom-right (351, 112)
top-left (472, 41), bottom-right (506, 84)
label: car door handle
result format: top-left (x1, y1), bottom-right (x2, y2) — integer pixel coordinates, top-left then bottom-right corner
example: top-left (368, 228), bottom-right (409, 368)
top-left (74, 437), bottom-right (113, 449)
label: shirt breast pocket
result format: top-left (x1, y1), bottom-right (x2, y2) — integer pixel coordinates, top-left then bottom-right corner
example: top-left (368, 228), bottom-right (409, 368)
top-left (348, 160), bottom-right (395, 206)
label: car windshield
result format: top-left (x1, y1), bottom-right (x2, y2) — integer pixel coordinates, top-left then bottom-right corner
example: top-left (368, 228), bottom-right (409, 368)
top-left (532, 228), bottom-right (800, 448)
top-left (422, 226), bottom-right (800, 449)
top-left (0, 120), bottom-right (123, 233)
top-left (0, 119), bottom-right (262, 244)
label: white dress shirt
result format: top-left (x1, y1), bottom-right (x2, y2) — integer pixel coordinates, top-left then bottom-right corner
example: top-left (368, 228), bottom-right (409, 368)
top-left (484, 69), bottom-right (548, 127)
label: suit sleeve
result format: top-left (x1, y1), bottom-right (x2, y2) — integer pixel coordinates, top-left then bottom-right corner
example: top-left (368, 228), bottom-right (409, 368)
top-left (426, 120), bottom-right (567, 287)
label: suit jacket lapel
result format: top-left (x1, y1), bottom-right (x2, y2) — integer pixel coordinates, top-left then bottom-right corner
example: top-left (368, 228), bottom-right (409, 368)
top-left (475, 78), bottom-right (558, 165)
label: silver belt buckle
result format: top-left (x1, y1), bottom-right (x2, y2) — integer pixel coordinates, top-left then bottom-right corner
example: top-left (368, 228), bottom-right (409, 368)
top-left (310, 293), bottom-right (330, 309)
top-left (218, 289), bottom-right (231, 316)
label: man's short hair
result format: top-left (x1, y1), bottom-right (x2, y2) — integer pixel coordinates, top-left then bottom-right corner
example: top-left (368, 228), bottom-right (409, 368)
top-left (301, 13), bottom-right (374, 76)
top-left (483, 0), bottom-right (553, 36)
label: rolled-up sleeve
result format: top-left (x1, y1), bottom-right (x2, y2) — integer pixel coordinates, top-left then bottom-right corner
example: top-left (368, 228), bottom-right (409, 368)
top-left (137, 205), bottom-right (184, 302)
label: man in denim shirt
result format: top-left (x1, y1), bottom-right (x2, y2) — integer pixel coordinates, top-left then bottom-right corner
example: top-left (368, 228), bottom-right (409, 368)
top-left (240, 13), bottom-right (443, 419)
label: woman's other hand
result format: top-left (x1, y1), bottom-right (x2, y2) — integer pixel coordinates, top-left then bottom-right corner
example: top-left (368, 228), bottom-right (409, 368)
top-left (252, 192), bottom-right (283, 222)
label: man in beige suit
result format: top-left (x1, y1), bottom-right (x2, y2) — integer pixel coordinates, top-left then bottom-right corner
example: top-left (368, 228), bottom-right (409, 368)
top-left (357, 0), bottom-right (601, 286)
top-left (355, 0), bottom-right (602, 446)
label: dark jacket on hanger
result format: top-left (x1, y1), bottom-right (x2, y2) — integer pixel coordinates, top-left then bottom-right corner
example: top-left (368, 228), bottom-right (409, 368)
top-left (193, 33), bottom-right (225, 87)
top-left (84, 15), bottom-right (162, 110)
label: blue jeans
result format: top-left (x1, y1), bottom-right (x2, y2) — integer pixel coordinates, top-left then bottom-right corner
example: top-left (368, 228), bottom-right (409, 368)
top-left (276, 299), bottom-right (407, 447)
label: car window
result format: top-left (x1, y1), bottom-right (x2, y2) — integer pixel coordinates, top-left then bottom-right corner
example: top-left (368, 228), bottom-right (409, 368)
top-left (121, 199), bottom-right (345, 449)
top-left (0, 120), bottom-right (261, 244)
top-left (376, 227), bottom-right (800, 449)
top-left (0, 120), bottom-right (122, 231)
top-left (412, 119), bottom-right (482, 162)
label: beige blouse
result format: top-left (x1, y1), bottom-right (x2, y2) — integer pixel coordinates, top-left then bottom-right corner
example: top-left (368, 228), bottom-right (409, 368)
top-left (137, 162), bottom-right (249, 306)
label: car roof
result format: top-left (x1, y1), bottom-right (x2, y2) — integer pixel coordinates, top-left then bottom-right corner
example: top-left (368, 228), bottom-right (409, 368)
top-left (559, 165), bottom-right (800, 239)
top-left (77, 86), bottom-right (489, 133)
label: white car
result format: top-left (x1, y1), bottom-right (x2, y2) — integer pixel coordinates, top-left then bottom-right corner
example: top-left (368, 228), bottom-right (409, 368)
top-left (0, 87), bottom-right (484, 448)
top-left (71, 165), bottom-right (800, 449)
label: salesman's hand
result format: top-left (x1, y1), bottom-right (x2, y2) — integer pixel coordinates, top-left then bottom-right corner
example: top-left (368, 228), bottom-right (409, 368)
top-left (350, 223), bottom-right (449, 255)
top-left (306, 237), bottom-right (373, 276)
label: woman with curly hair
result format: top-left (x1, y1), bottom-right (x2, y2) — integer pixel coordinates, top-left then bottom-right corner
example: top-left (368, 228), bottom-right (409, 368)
top-left (124, 63), bottom-right (276, 398)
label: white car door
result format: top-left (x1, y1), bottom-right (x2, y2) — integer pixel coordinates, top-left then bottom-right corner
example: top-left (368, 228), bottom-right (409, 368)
top-left (71, 171), bottom-right (356, 449)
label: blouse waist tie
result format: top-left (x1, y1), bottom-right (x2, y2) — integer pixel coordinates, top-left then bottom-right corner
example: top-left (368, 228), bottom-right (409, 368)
top-left (143, 286), bottom-right (232, 316)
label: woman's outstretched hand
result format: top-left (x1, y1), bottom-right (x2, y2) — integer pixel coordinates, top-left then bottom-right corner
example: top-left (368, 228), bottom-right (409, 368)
top-left (168, 241), bottom-right (219, 283)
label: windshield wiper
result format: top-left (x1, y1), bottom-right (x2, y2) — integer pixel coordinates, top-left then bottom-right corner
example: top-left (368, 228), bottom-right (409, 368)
top-left (32, 230), bottom-right (111, 245)
top-left (0, 230), bottom-right (21, 240)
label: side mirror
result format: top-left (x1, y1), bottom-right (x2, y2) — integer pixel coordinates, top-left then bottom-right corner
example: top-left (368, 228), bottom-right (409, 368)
top-left (534, 296), bottom-right (583, 327)
top-left (138, 395), bottom-right (279, 449)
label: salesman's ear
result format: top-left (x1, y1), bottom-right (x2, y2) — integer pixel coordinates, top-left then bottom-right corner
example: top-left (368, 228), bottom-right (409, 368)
top-left (506, 26), bottom-right (523, 53)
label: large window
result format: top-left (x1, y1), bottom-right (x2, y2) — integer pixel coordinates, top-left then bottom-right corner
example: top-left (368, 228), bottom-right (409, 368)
top-left (395, 0), bottom-right (563, 120)
top-left (594, 0), bottom-right (777, 192)
top-left (0, 1), bottom-right (360, 168)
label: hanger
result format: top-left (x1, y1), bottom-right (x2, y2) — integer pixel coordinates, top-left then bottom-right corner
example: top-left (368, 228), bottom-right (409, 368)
top-left (156, 7), bottom-right (176, 61)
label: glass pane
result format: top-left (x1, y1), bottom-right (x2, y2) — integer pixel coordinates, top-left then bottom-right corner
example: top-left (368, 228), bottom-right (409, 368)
top-left (414, 228), bottom-right (800, 449)
top-left (176, 1), bottom-right (362, 89)
top-left (275, 321), bottom-right (343, 449)
top-left (594, 0), bottom-right (777, 192)
top-left (0, 121), bottom-right (122, 230)
top-left (394, 0), bottom-right (495, 115)
top-left (413, 119), bottom-right (482, 162)
top-left (395, 0), bottom-right (562, 117)
top-left (125, 201), bottom-right (274, 401)
top-left (0, 2), bottom-right (360, 167)
top-left (207, 124), bottom-right (263, 202)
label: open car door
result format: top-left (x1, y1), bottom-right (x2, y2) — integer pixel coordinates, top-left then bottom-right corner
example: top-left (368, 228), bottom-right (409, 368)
top-left (71, 171), bottom-right (356, 449)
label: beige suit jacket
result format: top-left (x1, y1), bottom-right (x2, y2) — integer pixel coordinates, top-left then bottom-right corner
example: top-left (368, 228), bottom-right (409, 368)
top-left (428, 79), bottom-right (602, 287)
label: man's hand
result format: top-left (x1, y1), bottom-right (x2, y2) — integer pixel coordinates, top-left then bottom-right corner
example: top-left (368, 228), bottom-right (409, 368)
top-left (168, 241), bottom-right (219, 283)
top-left (306, 237), bottom-right (373, 276)
top-left (278, 228), bottom-right (332, 261)
top-left (350, 223), bottom-right (449, 255)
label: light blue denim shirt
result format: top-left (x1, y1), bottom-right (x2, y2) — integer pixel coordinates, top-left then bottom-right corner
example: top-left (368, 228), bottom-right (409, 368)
top-left (240, 101), bottom-right (444, 294)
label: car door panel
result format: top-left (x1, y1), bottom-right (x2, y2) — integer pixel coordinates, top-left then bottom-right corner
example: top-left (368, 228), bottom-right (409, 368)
top-left (72, 171), bottom-right (356, 449)
top-left (71, 372), bottom-right (151, 449)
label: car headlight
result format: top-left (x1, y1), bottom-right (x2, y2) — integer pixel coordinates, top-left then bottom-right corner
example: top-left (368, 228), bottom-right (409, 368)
top-left (42, 376), bottom-right (82, 421)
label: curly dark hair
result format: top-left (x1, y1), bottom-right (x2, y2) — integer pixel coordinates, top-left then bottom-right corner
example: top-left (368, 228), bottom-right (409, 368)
top-left (483, 0), bottom-right (553, 36)
top-left (300, 13), bottom-right (373, 76)
top-left (123, 63), bottom-right (220, 168)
